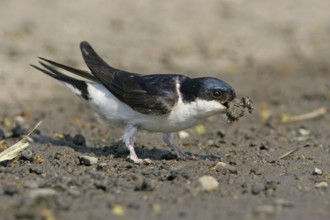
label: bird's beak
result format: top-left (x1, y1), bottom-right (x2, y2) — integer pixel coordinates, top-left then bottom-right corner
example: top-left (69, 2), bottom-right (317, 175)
top-left (222, 91), bottom-right (236, 109)
top-left (223, 102), bottom-right (230, 109)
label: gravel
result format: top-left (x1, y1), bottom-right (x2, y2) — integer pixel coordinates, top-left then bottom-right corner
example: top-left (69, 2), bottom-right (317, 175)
top-left (3, 185), bottom-right (19, 196)
top-left (0, 127), bottom-right (5, 139)
top-left (73, 134), bottom-right (86, 146)
top-left (251, 183), bottom-right (265, 195)
top-left (21, 149), bottom-right (34, 161)
top-left (197, 175), bottom-right (219, 192)
top-left (11, 124), bottom-right (25, 138)
top-left (134, 175), bottom-right (155, 191)
top-left (312, 168), bottom-right (323, 175)
top-left (315, 182), bottom-right (328, 189)
top-left (29, 166), bottom-right (44, 175)
top-left (215, 161), bottom-right (238, 174)
top-left (28, 188), bottom-right (58, 199)
top-left (253, 205), bottom-right (276, 216)
top-left (78, 155), bottom-right (98, 166)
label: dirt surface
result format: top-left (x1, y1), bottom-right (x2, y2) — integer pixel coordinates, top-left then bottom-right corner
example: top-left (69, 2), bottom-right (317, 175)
top-left (1, 0), bottom-right (330, 220)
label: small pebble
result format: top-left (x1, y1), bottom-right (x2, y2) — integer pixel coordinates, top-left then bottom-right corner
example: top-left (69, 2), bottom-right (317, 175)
top-left (73, 134), bottom-right (86, 145)
top-left (56, 197), bottom-right (70, 210)
top-left (298, 128), bottom-right (310, 136)
top-left (253, 205), bottom-right (275, 216)
top-left (217, 130), bottom-right (225, 138)
top-left (90, 171), bottom-right (106, 180)
top-left (24, 180), bottom-right (39, 189)
top-left (150, 203), bottom-right (161, 214)
top-left (61, 175), bottom-right (72, 183)
top-left (315, 182), bottom-right (328, 189)
top-left (197, 175), bottom-right (219, 192)
top-left (0, 127), bottom-right (5, 139)
top-left (259, 143), bottom-right (269, 151)
top-left (3, 185), bottom-right (19, 196)
top-left (215, 162), bottom-right (237, 174)
top-left (29, 166), bottom-right (44, 175)
top-left (112, 204), bottom-right (125, 217)
top-left (68, 187), bottom-right (81, 197)
top-left (11, 124), bottom-right (24, 138)
top-left (265, 188), bottom-right (276, 197)
top-left (312, 168), bottom-right (323, 175)
top-left (195, 125), bottom-right (206, 136)
top-left (167, 170), bottom-right (190, 181)
top-left (29, 188), bottom-right (58, 199)
top-left (97, 162), bottom-right (108, 171)
top-left (264, 181), bottom-right (278, 191)
top-left (273, 198), bottom-right (295, 208)
top-left (2, 118), bottom-right (12, 127)
top-left (94, 182), bottom-right (108, 191)
top-left (207, 139), bottom-right (215, 146)
top-left (251, 183), bottom-right (265, 195)
top-left (250, 167), bottom-right (262, 175)
top-left (14, 115), bottom-right (25, 125)
top-left (178, 131), bottom-right (189, 139)
top-left (21, 149), bottom-right (34, 161)
top-left (79, 155), bottom-right (98, 166)
top-left (134, 176), bottom-right (155, 191)
top-left (53, 152), bottom-right (64, 160)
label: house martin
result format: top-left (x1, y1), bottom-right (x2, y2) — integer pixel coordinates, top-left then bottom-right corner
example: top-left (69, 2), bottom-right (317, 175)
top-left (31, 41), bottom-right (236, 163)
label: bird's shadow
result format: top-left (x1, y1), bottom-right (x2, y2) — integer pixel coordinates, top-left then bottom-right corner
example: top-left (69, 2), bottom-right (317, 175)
top-left (32, 135), bottom-right (220, 162)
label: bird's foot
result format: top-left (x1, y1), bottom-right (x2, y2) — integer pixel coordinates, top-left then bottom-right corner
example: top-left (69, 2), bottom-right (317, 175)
top-left (128, 155), bottom-right (153, 164)
top-left (175, 151), bottom-right (197, 160)
top-left (162, 133), bottom-right (197, 160)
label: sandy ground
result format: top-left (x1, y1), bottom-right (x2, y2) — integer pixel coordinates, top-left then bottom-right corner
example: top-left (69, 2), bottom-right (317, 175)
top-left (1, 0), bottom-right (330, 219)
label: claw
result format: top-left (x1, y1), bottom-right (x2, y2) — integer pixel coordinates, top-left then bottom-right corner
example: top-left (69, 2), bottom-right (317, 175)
top-left (128, 155), bottom-right (153, 164)
top-left (176, 152), bottom-right (197, 160)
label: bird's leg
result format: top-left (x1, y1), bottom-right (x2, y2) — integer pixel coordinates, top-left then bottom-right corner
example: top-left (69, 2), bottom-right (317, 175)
top-left (162, 133), bottom-right (191, 159)
top-left (123, 125), bottom-right (151, 164)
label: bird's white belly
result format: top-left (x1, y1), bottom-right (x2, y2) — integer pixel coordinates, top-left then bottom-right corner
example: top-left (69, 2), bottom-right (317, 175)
top-left (84, 83), bottom-right (226, 132)
top-left (138, 99), bottom-right (227, 132)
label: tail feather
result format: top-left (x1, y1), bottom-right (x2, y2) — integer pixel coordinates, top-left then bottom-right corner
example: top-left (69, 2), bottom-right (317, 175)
top-left (38, 57), bottom-right (97, 82)
top-left (30, 61), bottom-right (91, 100)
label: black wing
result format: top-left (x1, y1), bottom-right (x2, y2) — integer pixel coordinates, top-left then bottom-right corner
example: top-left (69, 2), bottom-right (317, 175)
top-left (80, 41), bottom-right (185, 115)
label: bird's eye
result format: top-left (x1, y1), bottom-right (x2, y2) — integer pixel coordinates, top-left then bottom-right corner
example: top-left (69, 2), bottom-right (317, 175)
top-left (212, 90), bottom-right (222, 98)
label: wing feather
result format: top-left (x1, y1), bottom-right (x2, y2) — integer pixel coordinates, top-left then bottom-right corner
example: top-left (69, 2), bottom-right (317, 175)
top-left (80, 41), bottom-right (184, 115)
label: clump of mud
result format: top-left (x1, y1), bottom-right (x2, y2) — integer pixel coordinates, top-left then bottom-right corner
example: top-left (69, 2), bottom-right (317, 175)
top-left (226, 97), bottom-right (253, 123)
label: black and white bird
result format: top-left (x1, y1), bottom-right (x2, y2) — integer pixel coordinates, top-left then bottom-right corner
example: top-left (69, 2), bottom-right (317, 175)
top-left (31, 41), bottom-right (236, 163)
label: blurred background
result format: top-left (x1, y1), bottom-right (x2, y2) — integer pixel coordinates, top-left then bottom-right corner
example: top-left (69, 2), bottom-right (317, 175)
top-left (1, 0), bottom-right (329, 107)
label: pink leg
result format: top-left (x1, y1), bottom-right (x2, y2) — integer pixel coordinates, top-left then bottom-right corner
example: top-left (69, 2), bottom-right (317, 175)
top-left (162, 133), bottom-right (190, 159)
top-left (123, 125), bottom-right (151, 164)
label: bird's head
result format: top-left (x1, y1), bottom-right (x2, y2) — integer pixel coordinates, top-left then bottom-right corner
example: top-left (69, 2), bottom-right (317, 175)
top-left (181, 77), bottom-right (236, 108)
top-left (196, 77), bottom-right (236, 107)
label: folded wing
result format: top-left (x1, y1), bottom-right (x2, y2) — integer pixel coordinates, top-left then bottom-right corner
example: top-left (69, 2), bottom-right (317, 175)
top-left (80, 41), bottom-right (183, 115)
